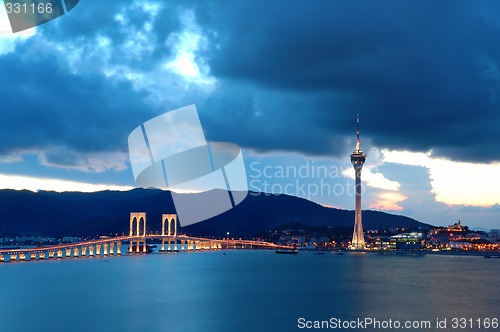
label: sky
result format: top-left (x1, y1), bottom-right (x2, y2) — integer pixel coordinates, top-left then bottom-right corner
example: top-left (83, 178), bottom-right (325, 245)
top-left (0, 0), bottom-right (499, 230)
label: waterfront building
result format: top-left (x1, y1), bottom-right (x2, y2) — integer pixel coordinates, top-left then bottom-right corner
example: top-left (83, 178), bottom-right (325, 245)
top-left (391, 232), bottom-right (425, 250)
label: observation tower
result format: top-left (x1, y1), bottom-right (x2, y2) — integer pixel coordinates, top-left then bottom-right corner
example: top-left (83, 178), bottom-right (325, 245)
top-left (350, 115), bottom-right (366, 250)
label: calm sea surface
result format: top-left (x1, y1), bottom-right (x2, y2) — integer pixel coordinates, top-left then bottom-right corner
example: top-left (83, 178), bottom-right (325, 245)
top-left (1, 250), bottom-right (499, 332)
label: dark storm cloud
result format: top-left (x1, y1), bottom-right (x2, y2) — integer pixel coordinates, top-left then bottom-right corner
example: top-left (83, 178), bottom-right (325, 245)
top-left (196, 82), bottom-right (346, 156)
top-left (0, 52), bottom-right (158, 156)
top-left (191, 0), bottom-right (500, 162)
top-left (38, 1), bottom-right (181, 70)
top-left (0, 0), bottom-right (191, 170)
top-left (2, 0), bottom-right (499, 169)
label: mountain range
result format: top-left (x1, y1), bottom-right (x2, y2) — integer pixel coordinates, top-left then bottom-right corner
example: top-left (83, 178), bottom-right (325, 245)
top-left (0, 188), bottom-right (432, 238)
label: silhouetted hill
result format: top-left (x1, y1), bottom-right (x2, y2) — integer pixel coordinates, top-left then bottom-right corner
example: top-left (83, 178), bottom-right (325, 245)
top-left (0, 188), bottom-right (432, 238)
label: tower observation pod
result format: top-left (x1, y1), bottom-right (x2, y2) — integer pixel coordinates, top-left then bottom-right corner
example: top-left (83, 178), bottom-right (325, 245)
top-left (350, 115), bottom-right (366, 250)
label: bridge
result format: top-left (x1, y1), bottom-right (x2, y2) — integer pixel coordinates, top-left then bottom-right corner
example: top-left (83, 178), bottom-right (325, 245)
top-left (0, 213), bottom-right (289, 263)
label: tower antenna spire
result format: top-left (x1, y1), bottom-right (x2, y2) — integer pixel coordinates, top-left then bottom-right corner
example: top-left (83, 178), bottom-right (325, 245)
top-left (356, 114), bottom-right (360, 140)
top-left (355, 114), bottom-right (361, 152)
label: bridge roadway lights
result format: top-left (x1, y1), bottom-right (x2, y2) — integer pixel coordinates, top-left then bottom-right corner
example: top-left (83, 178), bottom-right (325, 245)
top-left (0, 238), bottom-right (279, 263)
top-left (0, 213), bottom-right (285, 263)
top-left (6, 242), bottom-right (121, 263)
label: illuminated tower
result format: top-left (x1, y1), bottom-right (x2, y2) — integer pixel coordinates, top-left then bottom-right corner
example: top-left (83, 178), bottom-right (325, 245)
top-left (350, 114), bottom-right (366, 250)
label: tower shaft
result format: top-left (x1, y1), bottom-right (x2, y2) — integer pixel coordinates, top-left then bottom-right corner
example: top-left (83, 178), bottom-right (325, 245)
top-left (351, 169), bottom-right (365, 250)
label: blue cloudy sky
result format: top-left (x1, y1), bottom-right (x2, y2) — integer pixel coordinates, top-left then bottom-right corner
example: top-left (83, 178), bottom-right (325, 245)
top-left (0, 0), bottom-right (499, 229)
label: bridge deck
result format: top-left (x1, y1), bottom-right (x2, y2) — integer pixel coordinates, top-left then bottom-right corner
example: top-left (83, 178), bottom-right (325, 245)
top-left (0, 235), bottom-right (290, 255)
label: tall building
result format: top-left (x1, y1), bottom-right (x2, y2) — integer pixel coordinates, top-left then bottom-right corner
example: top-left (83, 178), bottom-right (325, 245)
top-left (350, 115), bottom-right (366, 250)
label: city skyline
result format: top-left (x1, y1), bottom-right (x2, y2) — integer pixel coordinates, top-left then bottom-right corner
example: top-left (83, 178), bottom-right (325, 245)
top-left (0, 1), bottom-right (499, 230)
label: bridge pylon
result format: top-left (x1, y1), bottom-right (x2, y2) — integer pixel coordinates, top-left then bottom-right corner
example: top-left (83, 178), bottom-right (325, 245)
top-left (161, 214), bottom-right (177, 252)
top-left (129, 212), bottom-right (147, 253)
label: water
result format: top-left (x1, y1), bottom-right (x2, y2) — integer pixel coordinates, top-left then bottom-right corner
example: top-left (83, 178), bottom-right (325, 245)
top-left (1, 250), bottom-right (499, 332)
